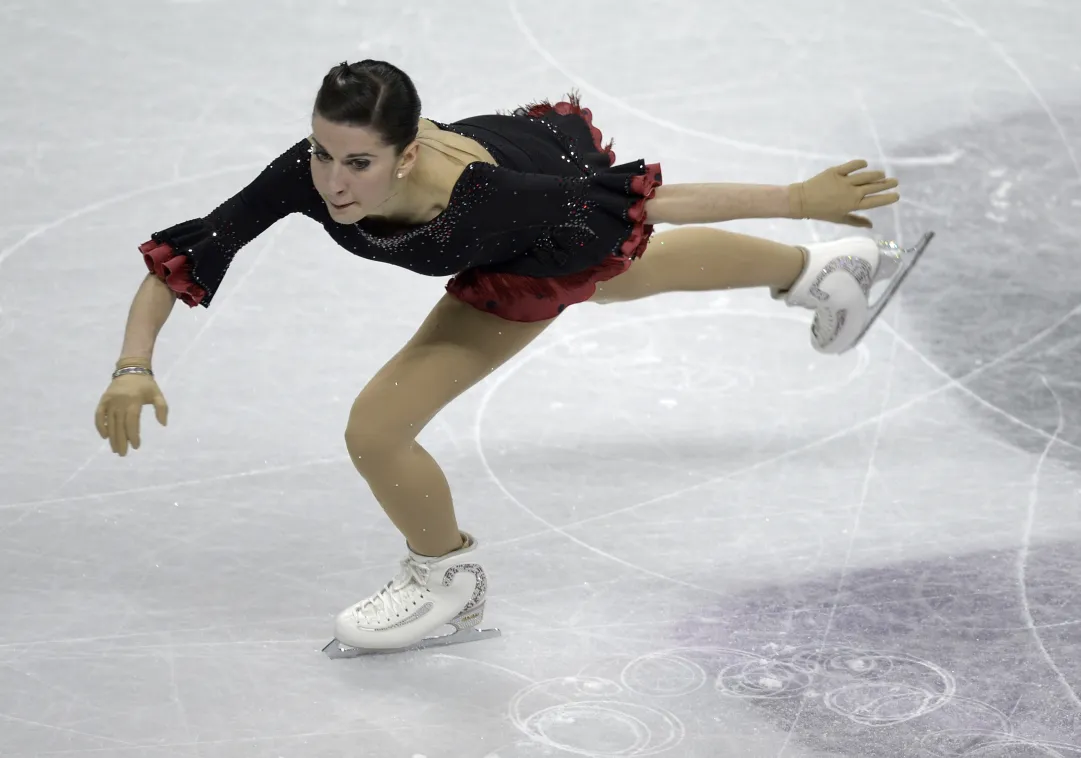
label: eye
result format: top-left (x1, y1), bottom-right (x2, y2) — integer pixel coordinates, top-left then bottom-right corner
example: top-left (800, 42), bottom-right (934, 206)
top-left (309, 146), bottom-right (369, 171)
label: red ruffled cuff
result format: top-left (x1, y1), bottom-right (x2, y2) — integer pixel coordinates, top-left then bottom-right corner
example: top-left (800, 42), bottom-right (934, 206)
top-left (138, 239), bottom-right (207, 307)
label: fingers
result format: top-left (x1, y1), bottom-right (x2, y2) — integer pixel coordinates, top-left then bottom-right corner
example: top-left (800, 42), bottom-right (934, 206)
top-left (849, 170), bottom-right (887, 186)
top-left (835, 159), bottom-right (869, 175)
top-left (98, 385), bottom-right (168, 456)
top-left (153, 393), bottom-right (169, 426)
top-left (125, 404), bottom-right (142, 450)
top-left (860, 178), bottom-right (900, 194)
top-left (858, 192), bottom-right (901, 210)
top-left (95, 399), bottom-right (108, 439)
top-left (842, 213), bottom-right (874, 228)
top-left (108, 407), bottom-right (127, 456)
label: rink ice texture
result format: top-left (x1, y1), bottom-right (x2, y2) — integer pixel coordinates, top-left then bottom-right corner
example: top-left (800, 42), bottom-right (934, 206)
top-left (1, 0), bottom-right (1080, 756)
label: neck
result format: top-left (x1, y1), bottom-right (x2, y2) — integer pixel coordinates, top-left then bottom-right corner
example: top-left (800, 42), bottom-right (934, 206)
top-left (364, 146), bottom-right (444, 225)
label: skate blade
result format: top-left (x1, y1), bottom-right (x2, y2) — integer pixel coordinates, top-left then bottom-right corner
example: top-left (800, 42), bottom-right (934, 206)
top-left (852, 231), bottom-right (935, 349)
top-left (322, 627), bottom-right (502, 659)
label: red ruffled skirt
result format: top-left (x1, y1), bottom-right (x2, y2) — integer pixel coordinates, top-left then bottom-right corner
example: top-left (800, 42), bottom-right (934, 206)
top-left (445, 95), bottom-right (662, 322)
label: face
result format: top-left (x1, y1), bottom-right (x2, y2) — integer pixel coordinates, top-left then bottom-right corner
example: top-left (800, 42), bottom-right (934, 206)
top-left (308, 113), bottom-right (418, 224)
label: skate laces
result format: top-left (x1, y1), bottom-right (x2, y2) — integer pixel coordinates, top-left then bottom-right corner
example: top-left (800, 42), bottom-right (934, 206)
top-left (356, 557), bottom-right (431, 624)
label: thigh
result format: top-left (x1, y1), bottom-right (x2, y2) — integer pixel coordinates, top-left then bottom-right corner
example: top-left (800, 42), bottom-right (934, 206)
top-left (588, 228), bottom-right (687, 304)
top-left (349, 292), bottom-right (556, 441)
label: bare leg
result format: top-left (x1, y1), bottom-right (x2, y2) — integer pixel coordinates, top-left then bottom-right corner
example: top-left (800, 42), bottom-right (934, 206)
top-left (344, 293), bottom-right (555, 557)
top-left (590, 226), bottom-right (805, 304)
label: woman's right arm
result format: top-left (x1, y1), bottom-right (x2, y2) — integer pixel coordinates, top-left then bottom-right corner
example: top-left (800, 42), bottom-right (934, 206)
top-left (118, 273), bottom-right (178, 363)
top-left (95, 274), bottom-right (177, 456)
top-left (97, 137), bottom-right (316, 455)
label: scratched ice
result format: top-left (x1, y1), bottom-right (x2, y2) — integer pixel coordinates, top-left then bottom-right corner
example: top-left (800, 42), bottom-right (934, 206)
top-left (1, 0), bottom-right (1080, 756)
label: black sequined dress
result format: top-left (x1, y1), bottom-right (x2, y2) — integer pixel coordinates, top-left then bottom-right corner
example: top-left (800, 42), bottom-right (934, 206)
top-left (140, 94), bottom-right (663, 322)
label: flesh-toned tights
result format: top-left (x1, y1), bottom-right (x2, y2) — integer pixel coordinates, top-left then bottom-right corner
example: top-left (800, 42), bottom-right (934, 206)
top-left (345, 226), bottom-right (804, 557)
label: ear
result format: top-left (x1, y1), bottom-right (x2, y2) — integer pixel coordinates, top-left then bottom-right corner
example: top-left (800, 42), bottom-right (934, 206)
top-left (396, 140), bottom-right (420, 175)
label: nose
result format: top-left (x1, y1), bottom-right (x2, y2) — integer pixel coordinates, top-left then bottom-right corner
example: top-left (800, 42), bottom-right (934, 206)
top-left (324, 163), bottom-right (349, 195)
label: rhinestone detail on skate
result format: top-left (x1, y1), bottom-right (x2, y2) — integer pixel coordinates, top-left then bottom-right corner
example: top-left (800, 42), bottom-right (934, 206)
top-left (809, 256), bottom-right (874, 302)
top-left (811, 307), bottom-right (846, 345)
top-left (443, 563), bottom-right (487, 612)
top-left (874, 240), bottom-right (905, 282)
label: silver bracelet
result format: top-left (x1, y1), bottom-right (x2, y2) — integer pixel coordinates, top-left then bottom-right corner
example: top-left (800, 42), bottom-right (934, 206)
top-left (112, 366), bottom-right (154, 379)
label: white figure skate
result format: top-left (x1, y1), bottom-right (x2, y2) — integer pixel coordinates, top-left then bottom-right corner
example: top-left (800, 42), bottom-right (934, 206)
top-left (323, 531), bottom-right (499, 658)
top-left (773, 231), bottom-right (935, 354)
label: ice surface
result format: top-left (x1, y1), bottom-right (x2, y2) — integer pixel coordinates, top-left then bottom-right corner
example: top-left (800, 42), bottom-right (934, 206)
top-left (2, 0), bottom-right (1080, 756)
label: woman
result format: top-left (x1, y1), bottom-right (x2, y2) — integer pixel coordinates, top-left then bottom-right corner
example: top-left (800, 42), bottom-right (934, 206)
top-left (95, 59), bottom-right (926, 656)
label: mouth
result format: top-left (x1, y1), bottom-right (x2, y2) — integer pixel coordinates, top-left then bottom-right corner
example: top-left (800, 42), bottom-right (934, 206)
top-left (328, 200), bottom-right (356, 211)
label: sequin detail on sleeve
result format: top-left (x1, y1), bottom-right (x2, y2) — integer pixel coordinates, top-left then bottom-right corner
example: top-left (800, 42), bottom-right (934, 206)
top-left (137, 138), bottom-right (317, 308)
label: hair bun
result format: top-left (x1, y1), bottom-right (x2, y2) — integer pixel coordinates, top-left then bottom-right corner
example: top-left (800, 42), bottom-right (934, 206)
top-left (314, 60), bottom-right (422, 156)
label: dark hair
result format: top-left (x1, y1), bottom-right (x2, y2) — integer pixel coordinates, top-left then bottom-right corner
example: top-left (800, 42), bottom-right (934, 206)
top-left (313, 60), bottom-right (422, 155)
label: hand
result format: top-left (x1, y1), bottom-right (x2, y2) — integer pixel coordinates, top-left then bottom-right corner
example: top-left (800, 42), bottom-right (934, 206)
top-left (789, 160), bottom-right (900, 228)
top-left (94, 369), bottom-right (169, 456)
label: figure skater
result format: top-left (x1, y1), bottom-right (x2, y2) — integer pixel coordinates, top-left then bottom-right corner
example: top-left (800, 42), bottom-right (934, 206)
top-left (94, 60), bottom-right (929, 656)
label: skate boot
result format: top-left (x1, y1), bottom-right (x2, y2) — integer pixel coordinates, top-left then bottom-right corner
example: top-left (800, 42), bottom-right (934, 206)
top-left (323, 531), bottom-right (499, 658)
top-left (772, 232), bottom-right (934, 354)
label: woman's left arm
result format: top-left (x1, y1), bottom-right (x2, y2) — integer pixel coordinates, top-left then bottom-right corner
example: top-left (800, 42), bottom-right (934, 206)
top-left (644, 160), bottom-right (900, 228)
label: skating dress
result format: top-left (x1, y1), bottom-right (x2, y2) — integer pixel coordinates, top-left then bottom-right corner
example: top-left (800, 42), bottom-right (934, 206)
top-left (139, 94), bottom-right (663, 322)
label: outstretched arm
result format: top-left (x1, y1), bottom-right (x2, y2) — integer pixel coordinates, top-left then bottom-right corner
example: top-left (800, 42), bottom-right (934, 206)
top-left (643, 160), bottom-right (900, 228)
top-left (119, 273), bottom-right (177, 363)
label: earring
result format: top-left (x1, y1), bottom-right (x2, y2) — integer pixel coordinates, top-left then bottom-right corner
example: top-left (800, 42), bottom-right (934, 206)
top-left (397, 172), bottom-right (403, 179)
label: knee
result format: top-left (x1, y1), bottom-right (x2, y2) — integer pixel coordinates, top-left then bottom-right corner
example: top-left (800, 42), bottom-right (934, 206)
top-left (343, 421), bottom-right (381, 468)
top-left (343, 399), bottom-right (416, 469)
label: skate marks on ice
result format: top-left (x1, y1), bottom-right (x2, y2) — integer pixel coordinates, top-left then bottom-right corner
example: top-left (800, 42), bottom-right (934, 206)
top-left (886, 105), bottom-right (1081, 463)
top-left (499, 647), bottom-right (953, 758)
top-left (506, 0), bottom-right (965, 168)
top-left (693, 545), bottom-right (1081, 756)
top-left (479, 645), bottom-right (1078, 758)
top-left (507, 674), bottom-right (685, 757)
top-left (476, 545), bottom-right (1081, 758)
